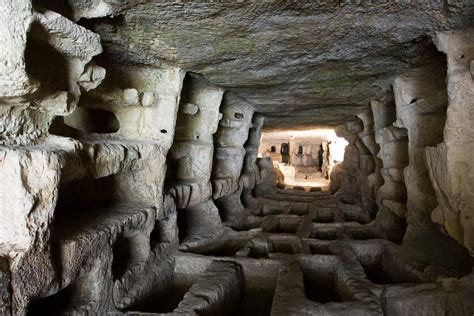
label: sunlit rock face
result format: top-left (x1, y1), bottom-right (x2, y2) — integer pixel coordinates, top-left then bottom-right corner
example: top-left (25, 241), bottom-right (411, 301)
top-left (1, 1), bottom-right (474, 315)
top-left (426, 29), bottom-right (474, 256)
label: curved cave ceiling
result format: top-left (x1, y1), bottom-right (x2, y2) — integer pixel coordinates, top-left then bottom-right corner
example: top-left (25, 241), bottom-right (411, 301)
top-left (39, 0), bottom-right (474, 128)
top-left (2, 1), bottom-right (474, 315)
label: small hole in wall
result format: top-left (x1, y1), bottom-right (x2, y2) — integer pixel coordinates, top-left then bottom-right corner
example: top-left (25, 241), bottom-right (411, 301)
top-left (161, 129), bottom-right (167, 134)
top-left (55, 108), bottom-right (120, 135)
top-left (410, 98), bottom-right (418, 104)
top-left (460, 54), bottom-right (465, 59)
top-left (196, 135), bottom-right (200, 139)
top-left (177, 209), bottom-right (188, 243)
top-left (234, 112), bottom-right (244, 119)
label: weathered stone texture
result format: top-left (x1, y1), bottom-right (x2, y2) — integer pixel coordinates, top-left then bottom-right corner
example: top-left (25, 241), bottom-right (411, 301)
top-left (81, 1), bottom-right (474, 128)
top-left (1, 1), bottom-right (473, 315)
top-left (167, 75), bottom-right (225, 250)
top-left (426, 29), bottom-right (474, 256)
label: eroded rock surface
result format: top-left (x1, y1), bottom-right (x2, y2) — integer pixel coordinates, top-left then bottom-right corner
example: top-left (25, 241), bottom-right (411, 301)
top-left (0, 1), bottom-right (473, 315)
top-left (79, 1), bottom-right (474, 128)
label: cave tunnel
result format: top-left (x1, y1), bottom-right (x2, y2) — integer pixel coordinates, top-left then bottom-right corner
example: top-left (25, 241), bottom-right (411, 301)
top-left (1, 1), bottom-right (474, 315)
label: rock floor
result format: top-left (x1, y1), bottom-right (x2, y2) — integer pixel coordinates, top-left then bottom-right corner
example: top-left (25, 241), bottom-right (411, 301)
top-left (105, 189), bottom-right (473, 316)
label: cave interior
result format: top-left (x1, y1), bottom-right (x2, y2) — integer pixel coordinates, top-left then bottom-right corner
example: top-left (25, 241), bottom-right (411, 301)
top-left (1, 1), bottom-right (474, 315)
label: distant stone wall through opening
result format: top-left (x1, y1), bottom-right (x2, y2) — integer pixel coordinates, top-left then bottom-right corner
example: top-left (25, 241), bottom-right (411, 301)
top-left (258, 129), bottom-right (348, 191)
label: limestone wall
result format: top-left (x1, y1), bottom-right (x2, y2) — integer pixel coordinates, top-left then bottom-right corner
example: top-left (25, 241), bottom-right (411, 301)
top-left (426, 30), bottom-right (474, 256)
top-left (1, 1), bottom-right (473, 315)
top-left (0, 3), bottom-right (267, 310)
top-left (0, 2), bottom-right (186, 313)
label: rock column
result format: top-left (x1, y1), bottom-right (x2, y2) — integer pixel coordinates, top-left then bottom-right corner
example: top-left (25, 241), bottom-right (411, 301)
top-left (212, 96), bottom-right (254, 227)
top-left (167, 75), bottom-right (225, 249)
top-left (369, 94), bottom-right (409, 241)
top-left (357, 109), bottom-right (384, 215)
top-left (392, 63), bottom-right (448, 248)
top-left (371, 96), bottom-right (409, 219)
top-left (331, 119), bottom-right (376, 213)
top-left (241, 114), bottom-right (265, 210)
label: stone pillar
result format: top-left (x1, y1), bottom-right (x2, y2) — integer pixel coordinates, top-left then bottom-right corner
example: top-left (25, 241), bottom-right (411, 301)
top-left (425, 30), bottom-right (474, 256)
top-left (289, 139), bottom-right (298, 166)
top-left (253, 157), bottom-right (277, 197)
top-left (212, 95), bottom-right (254, 227)
top-left (388, 58), bottom-right (470, 277)
top-left (332, 119), bottom-right (376, 212)
top-left (241, 114), bottom-right (265, 210)
top-left (167, 75), bottom-right (225, 249)
top-left (331, 120), bottom-right (362, 194)
top-left (369, 94), bottom-right (408, 242)
top-left (357, 109), bottom-right (384, 215)
top-left (321, 141), bottom-right (330, 179)
top-left (371, 97), bottom-right (409, 219)
top-left (393, 64), bottom-right (448, 234)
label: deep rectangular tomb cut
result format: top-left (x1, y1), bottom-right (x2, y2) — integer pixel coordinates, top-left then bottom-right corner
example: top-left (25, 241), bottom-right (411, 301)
top-left (174, 260), bottom-right (245, 315)
top-left (288, 204), bottom-right (310, 216)
top-left (234, 258), bottom-right (280, 316)
top-left (300, 256), bottom-right (345, 303)
top-left (123, 260), bottom-right (185, 314)
top-left (345, 226), bottom-right (379, 240)
top-left (342, 206), bottom-right (371, 224)
top-left (271, 239), bottom-right (297, 254)
top-left (350, 241), bottom-right (400, 285)
top-left (247, 240), bottom-right (270, 259)
top-left (306, 241), bottom-right (333, 255)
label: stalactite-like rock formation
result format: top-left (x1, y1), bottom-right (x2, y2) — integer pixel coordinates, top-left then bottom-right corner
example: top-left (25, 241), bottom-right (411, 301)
top-left (371, 96), bottom-right (409, 219)
top-left (1, 1), bottom-right (473, 315)
top-left (356, 109), bottom-right (384, 215)
top-left (167, 75), bottom-right (225, 250)
top-left (212, 97), bottom-right (255, 228)
top-left (241, 114), bottom-right (265, 210)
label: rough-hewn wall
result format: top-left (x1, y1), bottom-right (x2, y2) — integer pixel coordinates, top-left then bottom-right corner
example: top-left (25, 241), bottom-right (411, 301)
top-left (1, 1), bottom-right (473, 315)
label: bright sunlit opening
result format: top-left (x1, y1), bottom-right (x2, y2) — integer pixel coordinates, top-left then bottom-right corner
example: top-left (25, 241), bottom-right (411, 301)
top-left (258, 128), bottom-right (348, 191)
